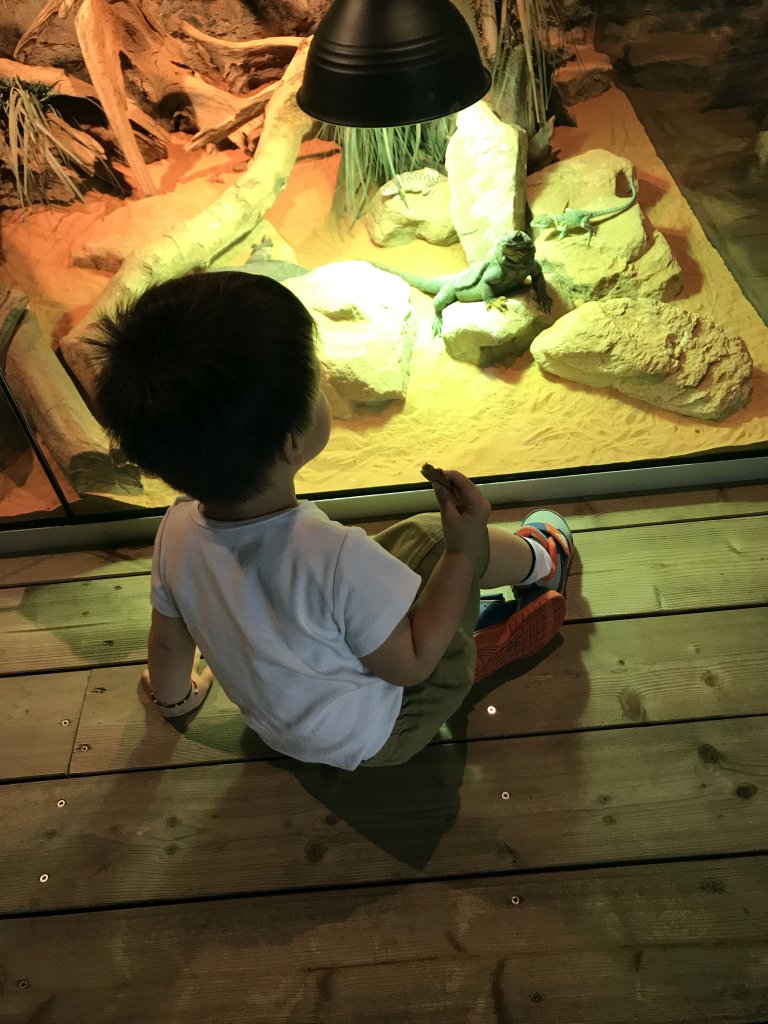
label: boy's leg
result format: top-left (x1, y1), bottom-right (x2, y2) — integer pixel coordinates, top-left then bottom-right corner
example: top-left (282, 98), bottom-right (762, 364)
top-left (361, 510), bottom-right (573, 767)
top-left (361, 513), bottom-right (488, 768)
top-left (473, 511), bottom-right (574, 681)
top-left (480, 525), bottom-right (552, 589)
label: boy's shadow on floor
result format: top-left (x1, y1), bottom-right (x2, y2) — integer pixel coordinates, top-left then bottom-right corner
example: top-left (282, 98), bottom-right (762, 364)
top-left (271, 634), bottom-right (586, 873)
top-left (273, 738), bottom-right (468, 872)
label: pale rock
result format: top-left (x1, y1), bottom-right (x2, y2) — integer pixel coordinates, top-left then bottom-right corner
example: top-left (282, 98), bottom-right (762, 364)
top-left (71, 179), bottom-right (293, 272)
top-left (365, 169), bottom-right (457, 247)
top-left (530, 298), bottom-right (753, 421)
top-left (441, 294), bottom-right (553, 367)
top-left (555, 42), bottom-right (613, 106)
top-left (528, 149), bottom-right (682, 307)
top-left (445, 101), bottom-right (527, 263)
top-left (286, 262), bottom-right (415, 419)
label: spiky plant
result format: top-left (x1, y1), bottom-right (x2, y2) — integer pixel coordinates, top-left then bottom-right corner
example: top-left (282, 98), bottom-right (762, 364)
top-left (322, 117), bottom-right (455, 225)
top-left (0, 77), bottom-right (91, 208)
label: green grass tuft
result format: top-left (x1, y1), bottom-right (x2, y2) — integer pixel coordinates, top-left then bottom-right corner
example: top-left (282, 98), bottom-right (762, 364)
top-left (321, 118), bottom-right (454, 225)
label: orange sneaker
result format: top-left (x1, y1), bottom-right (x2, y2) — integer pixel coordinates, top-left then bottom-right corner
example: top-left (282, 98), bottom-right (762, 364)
top-left (473, 591), bottom-right (566, 682)
top-left (473, 510), bottom-right (573, 682)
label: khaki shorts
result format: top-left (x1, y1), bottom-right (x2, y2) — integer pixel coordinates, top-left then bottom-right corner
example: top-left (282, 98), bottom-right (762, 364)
top-left (361, 513), bottom-right (490, 768)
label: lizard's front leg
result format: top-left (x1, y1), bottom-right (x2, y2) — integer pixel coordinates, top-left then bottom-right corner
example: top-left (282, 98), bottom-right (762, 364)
top-left (577, 214), bottom-right (594, 244)
top-left (479, 279), bottom-right (508, 314)
top-left (530, 261), bottom-right (552, 313)
top-left (432, 283), bottom-right (454, 336)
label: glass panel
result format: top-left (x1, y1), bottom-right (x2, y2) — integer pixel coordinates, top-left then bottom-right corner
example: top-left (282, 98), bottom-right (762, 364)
top-left (0, 383), bottom-right (66, 525)
top-left (0, 0), bottom-right (766, 531)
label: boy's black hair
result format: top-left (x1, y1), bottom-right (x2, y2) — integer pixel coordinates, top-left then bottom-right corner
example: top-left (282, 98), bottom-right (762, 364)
top-left (91, 271), bottom-right (319, 504)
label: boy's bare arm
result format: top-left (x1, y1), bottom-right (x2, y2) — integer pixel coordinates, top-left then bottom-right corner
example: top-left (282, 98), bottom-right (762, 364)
top-left (361, 469), bottom-right (490, 688)
top-left (142, 608), bottom-right (212, 717)
top-left (361, 550), bottom-right (477, 687)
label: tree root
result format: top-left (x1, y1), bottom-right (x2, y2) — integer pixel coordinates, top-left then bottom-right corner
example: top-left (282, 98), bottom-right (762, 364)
top-left (59, 39), bottom-right (313, 397)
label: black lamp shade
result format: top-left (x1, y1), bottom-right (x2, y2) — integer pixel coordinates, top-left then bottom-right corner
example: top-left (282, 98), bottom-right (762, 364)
top-left (297, 0), bottom-right (491, 127)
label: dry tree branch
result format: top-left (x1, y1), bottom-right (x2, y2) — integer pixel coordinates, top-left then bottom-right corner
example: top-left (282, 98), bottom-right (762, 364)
top-left (59, 39), bottom-right (313, 396)
top-left (187, 84), bottom-right (276, 151)
top-left (12, 0), bottom-right (65, 59)
top-left (74, 0), bottom-right (156, 196)
top-left (177, 21), bottom-right (303, 58)
top-left (477, 0), bottom-right (498, 59)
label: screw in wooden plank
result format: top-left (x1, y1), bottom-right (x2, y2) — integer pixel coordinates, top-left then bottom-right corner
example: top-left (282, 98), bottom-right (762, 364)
top-left (79, 744), bottom-right (90, 752)
top-left (510, 895), bottom-right (521, 905)
top-left (92, 687), bottom-right (107, 694)
top-left (57, 799), bottom-right (66, 808)
top-left (16, 980), bottom-right (29, 990)
top-left (487, 705), bottom-right (497, 715)
top-left (60, 719), bottom-right (70, 726)
top-left (501, 791), bottom-right (510, 800)
top-left (39, 874), bottom-right (49, 883)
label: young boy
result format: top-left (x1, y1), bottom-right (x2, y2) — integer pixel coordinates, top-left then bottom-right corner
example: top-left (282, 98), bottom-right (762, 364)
top-left (91, 271), bottom-right (572, 770)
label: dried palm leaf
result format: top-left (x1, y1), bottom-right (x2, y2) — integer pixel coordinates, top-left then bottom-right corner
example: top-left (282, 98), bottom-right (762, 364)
top-left (0, 77), bottom-right (90, 207)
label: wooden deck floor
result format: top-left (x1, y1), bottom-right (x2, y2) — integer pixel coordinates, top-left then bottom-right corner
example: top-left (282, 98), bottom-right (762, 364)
top-left (1, 484), bottom-right (767, 1023)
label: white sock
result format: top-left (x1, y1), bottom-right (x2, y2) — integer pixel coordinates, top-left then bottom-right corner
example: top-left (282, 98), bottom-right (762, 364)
top-left (517, 537), bottom-right (553, 586)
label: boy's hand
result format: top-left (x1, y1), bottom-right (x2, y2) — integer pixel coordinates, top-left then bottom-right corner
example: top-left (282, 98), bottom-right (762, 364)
top-left (140, 666), bottom-right (214, 719)
top-left (429, 468), bottom-right (491, 559)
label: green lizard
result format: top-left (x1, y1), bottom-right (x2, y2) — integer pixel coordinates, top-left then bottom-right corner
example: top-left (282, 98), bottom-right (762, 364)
top-left (530, 175), bottom-right (639, 243)
top-left (378, 230), bottom-right (551, 336)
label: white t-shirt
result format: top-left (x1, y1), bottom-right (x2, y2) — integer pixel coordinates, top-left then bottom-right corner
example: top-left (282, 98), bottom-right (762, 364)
top-left (150, 498), bottom-right (421, 769)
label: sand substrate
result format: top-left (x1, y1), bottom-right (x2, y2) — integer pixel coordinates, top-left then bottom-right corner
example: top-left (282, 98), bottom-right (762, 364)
top-left (1, 85), bottom-right (766, 519)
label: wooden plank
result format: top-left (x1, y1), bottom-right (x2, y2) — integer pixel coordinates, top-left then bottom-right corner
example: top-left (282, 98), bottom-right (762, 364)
top-left (470, 603), bottom-right (768, 728)
top-left (385, 482), bottom-right (768, 535)
top-left (0, 546), bottom-right (154, 589)
top-left (0, 671), bottom-right (89, 780)
top-left (567, 514), bottom-right (768, 620)
top-left (3, 515), bottom-right (766, 674)
top-left (0, 577), bottom-right (148, 673)
top-left (70, 607), bottom-right (768, 773)
top-left (2, 716), bottom-right (766, 915)
top-left (1, 484), bottom-right (767, 589)
top-left (71, 663), bottom-right (275, 772)
top-left (2, 858), bottom-right (766, 1024)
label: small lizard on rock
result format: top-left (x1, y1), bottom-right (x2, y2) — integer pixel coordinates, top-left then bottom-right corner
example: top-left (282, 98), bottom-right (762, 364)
top-left (530, 175), bottom-right (639, 242)
top-left (378, 230), bottom-right (551, 335)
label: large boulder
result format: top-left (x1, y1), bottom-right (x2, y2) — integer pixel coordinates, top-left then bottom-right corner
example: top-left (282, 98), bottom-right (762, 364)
top-left (530, 298), bottom-right (753, 421)
top-left (528, 149), bottom-right (682, 307)
top-left (286, 262), bottom-right (415, 420)
top-left (365, 169), bottom-right (457, 247)
top-left (441, 294), bottom-right (553, 367)
top-left (445, 100), bottom-right (527, 263)
top-left (555, 41), bottom-right (613, 106)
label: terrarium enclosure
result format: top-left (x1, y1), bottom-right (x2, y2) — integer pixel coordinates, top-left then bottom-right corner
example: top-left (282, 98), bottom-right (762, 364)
top-left (0, 0), bottom-right (766, 527)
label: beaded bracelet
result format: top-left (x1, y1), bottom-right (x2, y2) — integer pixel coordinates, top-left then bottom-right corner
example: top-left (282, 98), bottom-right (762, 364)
top-left (149, 681), bottom-right (197, 709)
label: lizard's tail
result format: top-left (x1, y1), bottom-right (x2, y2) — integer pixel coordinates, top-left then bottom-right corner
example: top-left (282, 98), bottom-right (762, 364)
top-left (590, 173), bottom-right (639, 220)
top-left (367, 262), bottom-right (446, 295)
